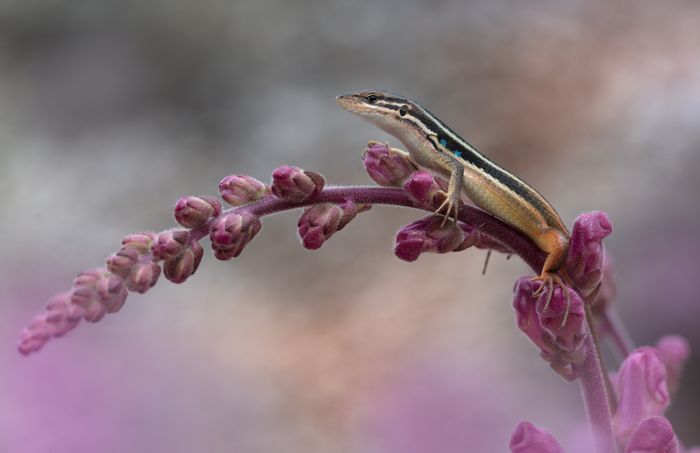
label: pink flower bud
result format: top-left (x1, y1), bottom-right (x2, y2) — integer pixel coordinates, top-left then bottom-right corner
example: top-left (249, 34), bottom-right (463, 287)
top-left (296, 200), bottom-right (369, 250)
top-left (163, 240), bottom-right (204, 283)
top-left (565, 211), bottom-right (613, 299)
top-left (513, 277), bottom-right (586, 380)
top-left (362, 142), bottom-right (416, 186)
top-left (106, 247), bottom-right (139, 278)
top-left (70, 270), bottom-right (127, 322)
top-left (271, 165), bottom-right (324, 201)
top-left (18, 315), bottom-right (53, 355)
top-left (403, 171), bottom-right (444, 208)
top-left (613, 347), bottom-right (670, 445)
top-left (624, 416), bottom-right (678, 453)
top-left (151, 230), bottom-right (189, 261)
top-left (44, 293), bottom-right (81, 336)
top-left (97, 274), bottom-right (128, 314)
top-left (174, 196), bottom-right (221, 229)
top-left (510, 422), bottom-right (565, 453)
top-left (210, 213), bottom-right (262, 260)
top-left (394, 216), bottom-right (465, 262)
top-left (219, 174), bottom-right (270, 206)
top-left (126, 261), bottom-right (161, 293)
top-left (655, 335), bottom-right (690, 397)
top-left (121, 232), bottom-right (157, 255)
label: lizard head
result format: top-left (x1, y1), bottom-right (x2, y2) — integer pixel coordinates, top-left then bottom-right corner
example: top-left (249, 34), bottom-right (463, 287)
top-left (336, 90), bottom-right (427, 139)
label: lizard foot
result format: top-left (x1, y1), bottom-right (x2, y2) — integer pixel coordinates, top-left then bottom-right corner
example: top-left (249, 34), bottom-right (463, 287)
top-left (435, 194), bottom-right (460, 227)
top-left (531, 272), bottom-right (571, 328)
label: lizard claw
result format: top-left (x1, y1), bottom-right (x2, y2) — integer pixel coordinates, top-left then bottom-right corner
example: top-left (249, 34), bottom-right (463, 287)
top-left (435, 195), bottom-right (459, 226)
top-left (531, 272), bottom-right (571, 328)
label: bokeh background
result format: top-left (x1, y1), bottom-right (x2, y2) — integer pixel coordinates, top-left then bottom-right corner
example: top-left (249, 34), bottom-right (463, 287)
top-left (1, 0), bottom-right (699, 451)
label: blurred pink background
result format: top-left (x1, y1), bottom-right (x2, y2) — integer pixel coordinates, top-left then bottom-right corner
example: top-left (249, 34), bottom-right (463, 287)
top-left (1, 1), bottom-right (699, 451)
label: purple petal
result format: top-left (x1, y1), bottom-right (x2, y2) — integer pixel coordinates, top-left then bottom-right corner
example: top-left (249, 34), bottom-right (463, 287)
top-left (510, 422), bottom-right (565, 453)
top-left (613, 348), bottom-right (670, 445)
top-left (625, 416), bottom-right (678, 453)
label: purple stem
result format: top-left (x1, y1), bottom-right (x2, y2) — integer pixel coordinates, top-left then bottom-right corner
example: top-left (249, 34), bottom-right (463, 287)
top-left (577, 307), bottom-right (618, 453)
top-left (179, 185), bottom-right (618, 452)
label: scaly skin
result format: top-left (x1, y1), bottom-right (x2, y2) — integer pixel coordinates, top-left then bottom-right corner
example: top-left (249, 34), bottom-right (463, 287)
top-left (336, 90), bottom-right (571, 297)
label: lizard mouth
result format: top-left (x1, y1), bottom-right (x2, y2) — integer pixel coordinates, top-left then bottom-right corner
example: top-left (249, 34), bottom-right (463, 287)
top-left (335, 93), bottom-right (360, 112)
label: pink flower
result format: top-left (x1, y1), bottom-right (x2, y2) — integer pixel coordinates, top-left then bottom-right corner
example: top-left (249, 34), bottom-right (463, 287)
top-left (613, 347), bottom-right (670, 445)
top-left (218, 174), bottom-right (270, 206)
top-left (512, 277), bottom-right (585, 380)
top-left (270, 165), bottom-right (324, 201)
top-left (565, 211), bottom-right (613, 300)
top-left (362, 141), bottom-right (416, 187)
top-left (625, 416), bottom-right (678, 453)
top-left (510, 422), bottom-right (565, 453)
top-left (173, 195), bottom-right (221, 229)
top-left (297, 200), bottom-right (370, 249)
top-left (209, 213), bottom-right (262, 260)
top-left (654, 336), bottom-right (689, 397)
top-left (394, 215), bottom-right (464, 262)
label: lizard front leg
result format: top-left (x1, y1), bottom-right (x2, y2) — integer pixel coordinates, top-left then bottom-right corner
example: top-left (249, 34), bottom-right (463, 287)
top-left (427, 135), bottom-right (463, 225)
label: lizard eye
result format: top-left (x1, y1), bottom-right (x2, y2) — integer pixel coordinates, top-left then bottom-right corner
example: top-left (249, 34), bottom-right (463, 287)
top-left (399, 105), bottom-right (409, 116)
top-left (366, 93), bottom-right (380, 104)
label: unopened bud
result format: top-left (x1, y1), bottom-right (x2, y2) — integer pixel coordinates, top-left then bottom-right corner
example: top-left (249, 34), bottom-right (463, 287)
top-left (163, 240), bottom-right (204, 283)
top-left (362, 142), bottom-right (416, 186)
top-left (219, 174), bottom-right (270, 206)
top-left (126, 261), bottom-right (161, 293)
top-left (271, 165), bottom-right (324, 201)
top-left (151, 230), bottom-right (189, 261)
top-left (210, 213), bottom-right (262, 260)
top-left (394, 216), bottom-right (465, 262)
top-left (174, 196), bottom-right (221, 229)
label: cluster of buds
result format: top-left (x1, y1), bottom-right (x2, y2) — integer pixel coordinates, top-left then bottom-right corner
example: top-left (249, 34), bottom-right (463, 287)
top-left (271, 165), bottom-right (325, 202)
top-left (152, 230), bottom-right (204, 284)
top-left (297, 200), bottom-right (371, 249)
top-left (510, 336), bottom-right (692, 453)
top-left (513, 277), bottom-right (585, 380)
top-left (210, 213), bottom-right (262, 260)
top-left (17, 269), bottom-right (129, 355)
top-left (512, 211), bottom-right (614, 379)
top-left (394, 216), bottom-right (511, 262)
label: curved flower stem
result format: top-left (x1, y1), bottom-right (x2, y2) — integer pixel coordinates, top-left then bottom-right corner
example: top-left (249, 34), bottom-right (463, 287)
top-left (23, 183), bottom-right (618, 451)
top-left (193, 185), bottom-right (548, 270)
top-left (578, 306), bottom-right (618, 453)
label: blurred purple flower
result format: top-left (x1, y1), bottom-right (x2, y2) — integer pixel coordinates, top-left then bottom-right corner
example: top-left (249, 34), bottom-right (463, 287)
top-left (510, 422), bottom-right (565, 453)
top-left (625, 416), bottom-right (678, 453)
top-left (613, 347), bottom-right (670, 445)
top-left (654, 336), bottom-right (689, 397)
